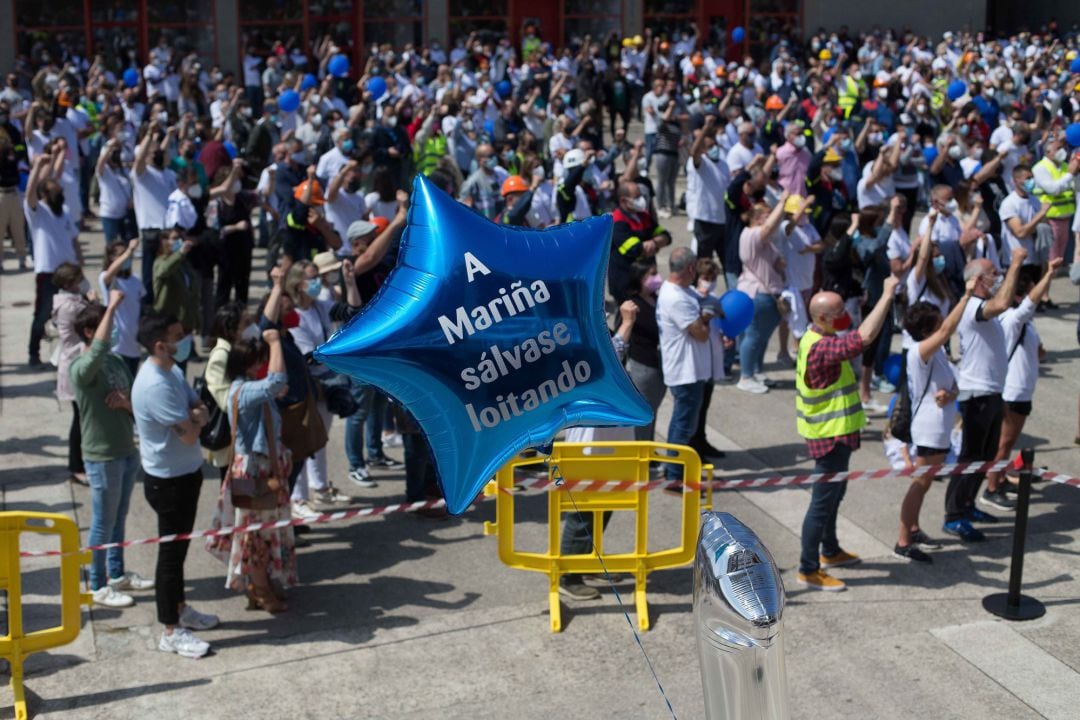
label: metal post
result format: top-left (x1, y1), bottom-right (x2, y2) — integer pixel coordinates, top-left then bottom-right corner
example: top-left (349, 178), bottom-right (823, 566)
top-left (982, 448), bottom-right (1046, 621)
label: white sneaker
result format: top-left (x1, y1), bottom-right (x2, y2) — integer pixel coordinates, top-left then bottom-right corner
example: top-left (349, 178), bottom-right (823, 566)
top-left (736, 377), bottom-right (770, 394)
top-left (382, 432), bottom-right (404, 448)
top-left (291, 499), bottom-right (322, 522)
top-left (656, 208), bottom-right (672, 219)
top-left (752, 373), bottom-right (776, 387)
top-left (92, 585), bottom-right (134, 608)
top-left (862, 400), bottom-right (888, 414)
top-left (109, 571), bottom-right (155, 591)
top-left (158, 628), bottom-right (209, 659)
top-left (348, 467), bottom-right (377, 488)
top-left (312, 485), bottom-right (352, 505)
top-left (179, 604), bottom-right (220, 631)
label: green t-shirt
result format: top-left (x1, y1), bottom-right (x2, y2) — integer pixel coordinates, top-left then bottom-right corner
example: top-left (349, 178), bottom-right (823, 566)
top-left (70, 339), bottom-right (136, 462)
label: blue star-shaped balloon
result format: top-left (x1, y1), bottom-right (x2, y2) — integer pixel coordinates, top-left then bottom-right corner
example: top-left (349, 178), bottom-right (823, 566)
top-left (315, 175), bottom-right (653, 514)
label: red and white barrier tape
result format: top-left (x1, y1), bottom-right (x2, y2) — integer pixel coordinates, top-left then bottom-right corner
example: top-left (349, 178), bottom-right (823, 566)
top-left (17, 460), bottom-right (1079, 559)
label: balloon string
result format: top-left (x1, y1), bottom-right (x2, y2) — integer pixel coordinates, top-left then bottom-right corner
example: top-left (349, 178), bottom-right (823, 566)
top-left (550, 462), bottom-right (678, 720)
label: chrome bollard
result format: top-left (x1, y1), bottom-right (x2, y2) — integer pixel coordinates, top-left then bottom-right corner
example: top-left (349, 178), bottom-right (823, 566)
top-left (694, 512), bottom-right (789, 720)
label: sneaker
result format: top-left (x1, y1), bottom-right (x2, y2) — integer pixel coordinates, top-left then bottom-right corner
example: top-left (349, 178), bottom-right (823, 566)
top-left (348, 466), bottom-right (377, 489)
top-left (312, 485), bottom-right (352, 505)
top-left (966, 508), bottom-right (999, 523)
top-left (775, 353), bottom-right (794, 368)
top-left (943, 519), bottom-right (986, 542)
top-left (893, 543), bottom-right (933, 563)
top-left (820, 549), bottom-right (861, 568)
top-left (979, 488), bottom-right (1016, 512)
top-left (872, 375), bottom-right (897, 394)
top-left (414, 506), bottom-right (449, 520)
top-left (753, 373), bottom-right (776, 387)
top-left (796, 569), bottom-right (846, 592)
top-left (909, 529), bottom-right (942, 550)
top-left (862, 399), bottom-right (889, 414)
top-left (558, 579), bottom-right (601, 600)
top-left (291, 499), bottom-right (322, 522)
top-left (158, 628), bottom-right (209, 659)
top-left (367, 453), bottom-right (403, 469)
top-left (179, 604), bottom-right (219, 631)
top-left (656, 208), bottom-right (672, 220)
top-left (736, 377), bottom-right (770, 394)
top-left (691, 443), bottom-right (727, 462)
top-left (92, 585), bottom-right (134, 608)
top-left (109, 571), bottom-right (155, 591)
top-left (381, 432), bottom-right (404, 448)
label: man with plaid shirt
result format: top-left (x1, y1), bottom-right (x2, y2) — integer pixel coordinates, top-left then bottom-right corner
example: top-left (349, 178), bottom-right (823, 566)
top-left (795, 276), bottom-right (899, 592)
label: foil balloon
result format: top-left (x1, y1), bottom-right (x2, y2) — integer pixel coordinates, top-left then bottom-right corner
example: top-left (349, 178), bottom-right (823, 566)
top-left (315, 175), bottom-right (652, 514)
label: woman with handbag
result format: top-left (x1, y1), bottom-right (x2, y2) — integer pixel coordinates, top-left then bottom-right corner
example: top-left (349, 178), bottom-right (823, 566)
top-left (208, 327), bottom-right (297, 613)
top-left (202, 302), bottom-right (256, 479)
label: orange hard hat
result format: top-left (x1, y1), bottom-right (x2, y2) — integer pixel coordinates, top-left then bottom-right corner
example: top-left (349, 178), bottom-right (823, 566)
top-left (370, 216), bottom-right (389, 234)
top-left (501, 175), bottom-right (529, 196)
top-left (660, 41), bottom-right (670, 52)
top-left (765, 94), bottom-right (784, 111)
top-left (715, 66), bottom-right (727, 78)
top-left (692, 52), bottom-right (704, 67)
top-left (294, 179), bottom-right (325, 206)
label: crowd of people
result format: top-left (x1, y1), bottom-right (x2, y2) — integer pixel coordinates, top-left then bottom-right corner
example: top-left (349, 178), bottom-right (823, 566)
top-left (4, 19), bottom-right (1080, 648)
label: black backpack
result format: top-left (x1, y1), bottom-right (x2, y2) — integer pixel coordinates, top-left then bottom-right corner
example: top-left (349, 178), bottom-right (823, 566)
top-left (888, 351), bottom-right (931, 444)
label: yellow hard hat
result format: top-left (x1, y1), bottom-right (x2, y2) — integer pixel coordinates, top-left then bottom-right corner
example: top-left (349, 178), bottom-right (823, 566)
top-left (783, 195), bottom-right (803, 214)
top-left (622, 37), bottom-right (632, 48)
top-left (633, 35), bottom-right (644, 46)
top-left (819, 48), bottom-right (832, 61)
top-left (823, 148), bottom-right (842, 163)
top-left (1066, 50), bottom-right (1078, 61)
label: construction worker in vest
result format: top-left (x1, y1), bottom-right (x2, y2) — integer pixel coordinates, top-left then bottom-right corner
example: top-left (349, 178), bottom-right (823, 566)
top-left (411, 106), bottom-right (448, 177)
top-left (795, 275), bottom-right (899, 591)
top-left (495, 175), bottom-right (536, 227)
top-left (836, 63), bottom-right (863, 120)
top-left (1031, 133), bottom-right (1079, 288)
top-left (609, 181), bottom-right (671, 304)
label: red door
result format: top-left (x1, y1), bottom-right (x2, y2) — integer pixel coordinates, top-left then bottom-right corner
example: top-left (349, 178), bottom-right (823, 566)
top-left (511, 0), bottom-right (561, 49)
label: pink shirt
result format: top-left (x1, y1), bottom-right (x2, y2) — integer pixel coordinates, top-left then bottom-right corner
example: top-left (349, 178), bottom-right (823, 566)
top-left (776, 142), bottom-right (811, 196)
top-left (737, 227), bottom-right (784, 296)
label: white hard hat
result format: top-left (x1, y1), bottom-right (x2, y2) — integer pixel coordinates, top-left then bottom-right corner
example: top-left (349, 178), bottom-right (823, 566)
top-left (563, 148), bottom-right (585, 169)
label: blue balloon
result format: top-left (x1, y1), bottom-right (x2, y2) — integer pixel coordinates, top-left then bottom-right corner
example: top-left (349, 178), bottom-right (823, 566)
top-left (328, 54), bottom-right (350, 78)
top-left (716, 290), bottom-right (754, 337)
top-left (482, 119), bottom-right (495, 138)
top-left (947, 79), bottom-right (967, 101)
top-left (1066, 123), bottom-right (1080, 149)
top-left (366, 76), bottom-right (387, 100)
top-left (883, 353), bottom-right (903, 387)
top-left (495, 80), bottom-right (512, 98)
top-left (923, 145), bottom-right (939, 165)
top-left (732, 26), bottom-right (745, 44)
top-left (315, 176), bottom-right (653, 515)
top-left (300, 73), bottom-right (318, 91)
top-left (123, 68), bottom-right (139, 88)
top-left (1071, 58), bottom-right (1080, 74)
top-left (223, 141), bottom-right (237, 160)
top-left (278, 89), bottom-right (300, 113)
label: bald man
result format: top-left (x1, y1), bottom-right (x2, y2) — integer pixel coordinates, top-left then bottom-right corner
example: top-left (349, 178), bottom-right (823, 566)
top-left (796, 275), bottom-right (899, 592)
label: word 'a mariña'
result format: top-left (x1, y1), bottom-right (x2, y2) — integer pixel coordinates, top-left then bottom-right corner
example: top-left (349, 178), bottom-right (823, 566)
top-left (437, 252), bottom-right (552, 345)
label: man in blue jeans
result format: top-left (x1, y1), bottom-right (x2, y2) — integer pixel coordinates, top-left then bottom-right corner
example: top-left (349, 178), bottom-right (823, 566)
top-left (657, 247), bottom-right (712, 483)
top-left (795, 276), bottom-right (898, 591)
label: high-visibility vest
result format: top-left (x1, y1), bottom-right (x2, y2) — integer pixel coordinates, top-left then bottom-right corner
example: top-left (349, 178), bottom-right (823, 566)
top-left (794, 329), bottom-right (866, 440)
top-left (1032, 157), bottom-right (1075, 218)
top-left (837, 76), bottom-right (859, 118)
top-left (413, 134), bottom-right (447, 176)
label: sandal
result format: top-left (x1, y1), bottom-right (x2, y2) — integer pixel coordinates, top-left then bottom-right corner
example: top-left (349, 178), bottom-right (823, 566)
top-left (247, 583), bottom-right (288, 614)
top-left (70, 473), bottom-right (89, 486)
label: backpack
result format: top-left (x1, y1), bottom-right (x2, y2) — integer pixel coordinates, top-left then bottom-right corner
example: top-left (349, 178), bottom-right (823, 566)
top-left (888, 351), bottom-right (932, 444)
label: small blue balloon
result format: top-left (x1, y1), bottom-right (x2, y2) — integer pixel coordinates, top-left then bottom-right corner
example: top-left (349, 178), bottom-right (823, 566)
top-left (223, 141), bottom-right (237, 160)
top-left (1071, 58), bottom-right (1080, 74)
top-left (314, 176), bottom-right (653, 515)
top-left (947, 79), bottom-right (967, 101)
top-left (328, 54), bottom-right (350, 78)
top-left (923, 145), bottom-right (939, 165)
top-left (732, 26), bottom-right (745, 44)
top-left (366, 76), bottom-right (387, 100)
top-left (716, 290), bottom-right (754, 337)
top-left (495, 80), bottom-right (512, 98)
top-left (300, 73), bottom-right (318, 91)
top-left (278, 89), bottom-right (300, 113)
top-left (123, 68), bottom-right (139, 88)
top-left (1066, 122), bottom-right (1080, 149)
top-left (482, 119), bottom-right (495, 138)
top-left (883, 353), bottom-right (903, 387)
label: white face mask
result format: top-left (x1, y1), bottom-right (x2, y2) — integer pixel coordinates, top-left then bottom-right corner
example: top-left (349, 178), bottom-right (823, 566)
top-left (1053, 148), bottom-right (1067, 163)
top-left (231, 180), bottom-right (241, 194)
top-left (186, 184), bottom-right (203, 200)
top-left (792, 135), bottom-right (806, 149)
top-left (630, 196), bottom-right (647, 212)
top-left (876, 87), bottom-right (889, 99)
top-left (241, 324), bottom-right (261, 340)
top-left (311, 114), bottom-right (322, 128)
top-left (943, 198), bottom-right (959, 215)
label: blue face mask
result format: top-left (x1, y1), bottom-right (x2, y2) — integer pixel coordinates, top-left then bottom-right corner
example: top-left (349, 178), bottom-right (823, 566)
top-left (932, 255), bottom-right (946, 274)
top-left (306, 278), bottom-right (323, 298)
top-left (170, 238), bottom-right (183, 254)
top-left (840, 138), bottom-right (853, 152)
top-left (561, 94), bottom-right (572, 105)
top-left (484, 156), bottom-right (499, 169)
top-left (1021, 178), bottom-right (1036, 194)
top-left (706, 146), bottom-right (720, 161)
top-left (171, 334), bottom-right (193, 363)
top-left (342, 139), bottom-right (354, 153)
top-left (851, 230), bottom-right (862, 244)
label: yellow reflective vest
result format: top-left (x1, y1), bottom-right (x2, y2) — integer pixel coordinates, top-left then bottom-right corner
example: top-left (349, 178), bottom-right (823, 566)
top-left (1032, 157), bottom-right (1075, 219)
top-left (795, 329), bottom-right (866, 440)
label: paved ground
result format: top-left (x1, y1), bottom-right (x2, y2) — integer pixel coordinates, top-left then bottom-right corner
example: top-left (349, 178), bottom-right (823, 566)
top-left (2, 196), bottom-right (1080, 719)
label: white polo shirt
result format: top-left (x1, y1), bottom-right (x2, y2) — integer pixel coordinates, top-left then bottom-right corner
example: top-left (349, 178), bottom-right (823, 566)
top-left (998, 191), bottom-right (1041, 264)
top-left (24, 199), bottom-right (78, 274)
top-left (957, 298), bottom-right (1008, 396)
top-left (686, 153), bottom-right (730, 225)
top-left (657, 280), bottom-right (711, 387)
top-left (131, 166), bottom-right (176, 230)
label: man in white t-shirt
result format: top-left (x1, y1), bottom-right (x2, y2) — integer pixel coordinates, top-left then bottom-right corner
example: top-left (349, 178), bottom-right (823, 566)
top-left (656, 247), bottom-right (711, 483)
top-left (998, 164), bottom-right (1050, 280)
top-left (945, 247), bottom-right (1026, 542)
top-left (131, 123), bottom-right (176, 299)
top-left (324, 159), bottom-right (368, 247)
top-left (24, 152), bottom-right (81, 366)
top-left (726, 122), bottom-right (764, 174)
top-left (916, 185), bottom-right (967, 297)
top-left (686, 116), bottom-right (730, 271)
top-left (640, 78), bottom-right (667, 173)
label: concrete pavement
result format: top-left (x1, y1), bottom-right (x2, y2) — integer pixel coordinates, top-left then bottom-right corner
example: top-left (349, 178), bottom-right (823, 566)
top-left (1, 206), bottom-right (1080, 719)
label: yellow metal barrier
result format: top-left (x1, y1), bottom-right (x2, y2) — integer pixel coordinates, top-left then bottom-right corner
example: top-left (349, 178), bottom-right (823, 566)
top-left (0, 512), bottom-right (91, 720)
top-left (484, 441), bottom-right (712, 632)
